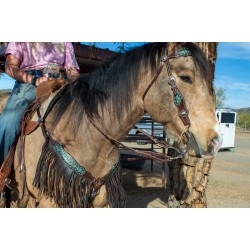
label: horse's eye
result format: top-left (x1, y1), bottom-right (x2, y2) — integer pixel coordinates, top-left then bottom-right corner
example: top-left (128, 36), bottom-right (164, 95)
top-left (180, 75), bottom-right (192, 84)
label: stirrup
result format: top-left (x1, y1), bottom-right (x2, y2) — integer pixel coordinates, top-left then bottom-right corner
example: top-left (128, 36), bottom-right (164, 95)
top-left (0, 191), bottom-right (6, 208)
top-left (0, 191), bottom-right (5, 201)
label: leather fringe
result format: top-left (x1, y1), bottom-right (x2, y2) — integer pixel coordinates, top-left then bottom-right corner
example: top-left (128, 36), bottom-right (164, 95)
top-left (33, 138), bottom-right (127, 208)
top-left (105, 165), bottom-right (127, 208)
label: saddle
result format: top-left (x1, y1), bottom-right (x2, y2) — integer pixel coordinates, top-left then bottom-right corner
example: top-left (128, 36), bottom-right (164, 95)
top-left (0, 78), bottom-right (67, 193)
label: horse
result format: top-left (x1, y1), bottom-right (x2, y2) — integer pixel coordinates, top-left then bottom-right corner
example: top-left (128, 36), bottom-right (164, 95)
top-left (10, 42), bottom-right (221, 208)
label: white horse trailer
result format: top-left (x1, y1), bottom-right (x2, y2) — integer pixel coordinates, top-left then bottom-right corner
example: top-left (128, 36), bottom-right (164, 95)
top-left (216, 109), bottom-right (237, 149)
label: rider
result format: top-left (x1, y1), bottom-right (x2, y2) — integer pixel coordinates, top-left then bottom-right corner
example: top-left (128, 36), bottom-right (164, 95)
top-left (0, 42), bottom-right (80, 180)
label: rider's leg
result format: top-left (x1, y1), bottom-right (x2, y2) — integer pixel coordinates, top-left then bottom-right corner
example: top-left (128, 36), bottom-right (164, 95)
top-left (0, 81), bottom-right (36, 165)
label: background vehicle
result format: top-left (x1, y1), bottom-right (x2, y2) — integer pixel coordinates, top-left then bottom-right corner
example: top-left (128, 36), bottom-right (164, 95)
top-left (128, 115), bottom-right (164, 144)
top-left (216, 109), bottom-right (237, 150)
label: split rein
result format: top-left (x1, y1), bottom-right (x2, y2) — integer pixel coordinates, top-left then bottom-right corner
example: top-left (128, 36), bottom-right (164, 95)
top-left (90, 47), bottom-right (193, 163)
top-left (90, 119), bottom-right (187, 163)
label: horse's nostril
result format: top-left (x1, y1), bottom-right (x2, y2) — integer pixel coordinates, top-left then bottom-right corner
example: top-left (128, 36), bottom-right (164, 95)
top-left (212, 136), bottom-right (218, 142)
top-left (209, 136), bottom-right (220, 150)
top-left (201, 135), bottom-right (221, 160)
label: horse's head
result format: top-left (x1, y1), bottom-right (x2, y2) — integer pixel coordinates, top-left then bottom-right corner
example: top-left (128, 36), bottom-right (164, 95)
top-left (143, 42), bottom-right (221, 159)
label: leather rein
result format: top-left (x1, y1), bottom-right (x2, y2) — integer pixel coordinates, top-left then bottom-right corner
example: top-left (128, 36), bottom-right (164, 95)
top-left (90, 47), bottom-right (195, 163)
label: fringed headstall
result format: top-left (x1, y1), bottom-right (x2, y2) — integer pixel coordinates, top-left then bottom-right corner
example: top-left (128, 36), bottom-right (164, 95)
top-left (33, 109), bottom-right (127, 208)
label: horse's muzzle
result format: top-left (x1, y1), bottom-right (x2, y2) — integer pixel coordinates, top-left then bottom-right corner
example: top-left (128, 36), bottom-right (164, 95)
top-left (201, 136), bottom-right (221, 160)
top-left (188, 132), bottom-right (221, 160)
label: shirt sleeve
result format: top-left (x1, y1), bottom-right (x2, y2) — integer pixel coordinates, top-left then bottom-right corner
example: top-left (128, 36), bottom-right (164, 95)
top-left (63, 42), bottom-right (80, 71)
top-left (4, 42), bottom-right (23, 62)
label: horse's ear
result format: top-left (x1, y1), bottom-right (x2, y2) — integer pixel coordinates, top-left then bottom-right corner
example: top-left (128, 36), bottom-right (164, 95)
top-left (167, 43), bottom-right (178, 54)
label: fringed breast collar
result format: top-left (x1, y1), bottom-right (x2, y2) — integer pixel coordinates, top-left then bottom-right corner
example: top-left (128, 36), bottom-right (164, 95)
top-left (31, 94), bottom-right (127, 208)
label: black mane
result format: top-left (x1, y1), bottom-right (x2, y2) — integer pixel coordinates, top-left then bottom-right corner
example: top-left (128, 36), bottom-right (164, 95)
top-left (50, 42), bottom-right (213, 128)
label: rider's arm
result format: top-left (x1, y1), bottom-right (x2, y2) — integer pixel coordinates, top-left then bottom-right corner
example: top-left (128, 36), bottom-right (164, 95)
top-left (5, 54), bottom-right (48, 86)
top-left (64, 43), bottom-right (80, 82)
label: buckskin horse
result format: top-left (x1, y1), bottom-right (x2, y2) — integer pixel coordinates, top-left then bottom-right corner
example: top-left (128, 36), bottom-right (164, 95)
top-left (6, 42), bottom-right (221, 208)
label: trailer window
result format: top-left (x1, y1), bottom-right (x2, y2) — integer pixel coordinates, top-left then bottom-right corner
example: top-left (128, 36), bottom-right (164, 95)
top-left (221, 113), bottom-right (235, 123)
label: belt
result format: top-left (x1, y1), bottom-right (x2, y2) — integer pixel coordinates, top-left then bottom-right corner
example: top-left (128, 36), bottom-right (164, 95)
top-left (26, 69), bottom-right (67, 80)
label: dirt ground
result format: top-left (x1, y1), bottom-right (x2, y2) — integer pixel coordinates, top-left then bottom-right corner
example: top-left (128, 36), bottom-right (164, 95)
top-left (122, 132), bottom-right (250, 208)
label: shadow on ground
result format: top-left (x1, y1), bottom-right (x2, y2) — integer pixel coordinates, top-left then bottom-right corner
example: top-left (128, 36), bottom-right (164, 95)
top-left (122, 161), bottom-right (170, 208)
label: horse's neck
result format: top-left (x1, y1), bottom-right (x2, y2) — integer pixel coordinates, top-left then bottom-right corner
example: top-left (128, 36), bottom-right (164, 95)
top-left (99, 102), bottom-right (144, 140)
top-left (48, 96), bottom-right (144, 178)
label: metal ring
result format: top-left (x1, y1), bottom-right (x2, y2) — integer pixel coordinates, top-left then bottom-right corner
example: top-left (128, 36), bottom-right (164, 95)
top-left (161, 55), bottom-right (167, 62)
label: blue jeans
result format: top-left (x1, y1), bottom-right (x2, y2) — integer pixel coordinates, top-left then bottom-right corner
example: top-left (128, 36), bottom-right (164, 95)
top-left (0, 81), bottom-right (36, 165)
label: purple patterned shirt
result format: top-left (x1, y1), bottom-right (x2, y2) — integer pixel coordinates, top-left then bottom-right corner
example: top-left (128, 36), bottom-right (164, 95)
top-left (5, 42), bottom-right (80, 71)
